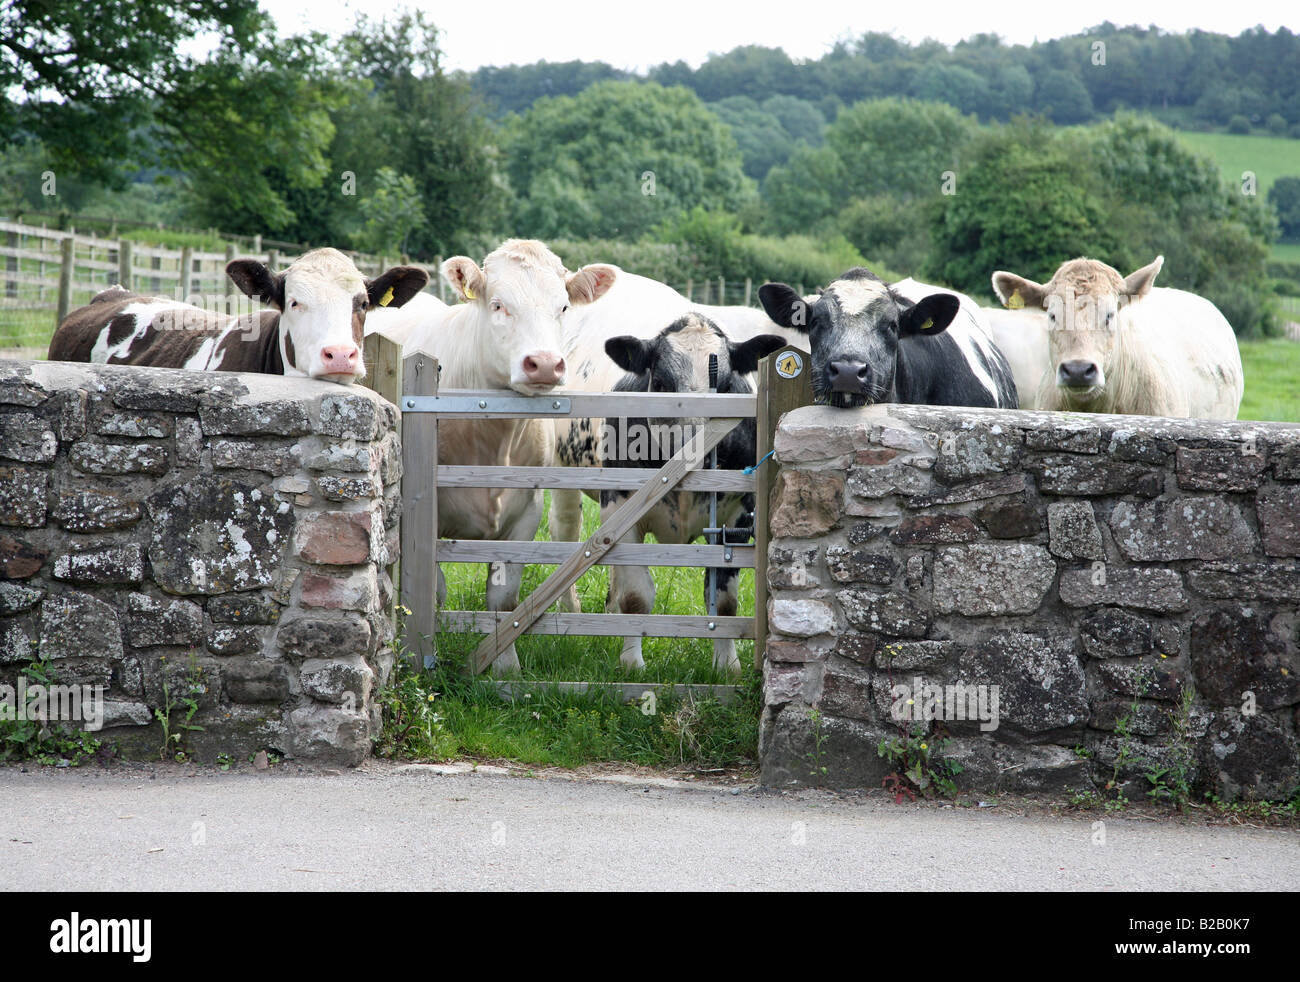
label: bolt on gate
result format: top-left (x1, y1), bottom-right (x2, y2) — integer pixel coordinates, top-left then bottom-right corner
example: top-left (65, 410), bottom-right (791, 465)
top-left (361, 334), bottom-right (812, 699)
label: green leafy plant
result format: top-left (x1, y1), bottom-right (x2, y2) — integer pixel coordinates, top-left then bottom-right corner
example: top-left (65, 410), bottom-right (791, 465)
top-left (155, 653), bottom-right (206, 761)
top-left (877, 725), bottom-right (963, 801)
top-left (0, 649), bottom-right (103, 766)
top-left (805, 708), bottom-right (829, 780)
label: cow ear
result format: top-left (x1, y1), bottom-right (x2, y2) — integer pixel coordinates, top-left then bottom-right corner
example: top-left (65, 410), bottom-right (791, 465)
top-left (227, 260), bottom-right (285, 309)
top-left (758, 283), bottom-right (810, 332)
top-left (729, 334), bottom-right (791, 374)
top-left (441, 256), bottom-right (486, 302)
top-left (367, 265), bottom-right (429, 309)
top-left (566, 264), bottom-right (618, 305)
top-left (991, 271), bottom-right (1047, 310)
top-left (898, 294), bottom-right (960, 338)
top-left (1122, 255), bottom-right (1163, 300)
top-left (605, 336), bottom-right (652, 375)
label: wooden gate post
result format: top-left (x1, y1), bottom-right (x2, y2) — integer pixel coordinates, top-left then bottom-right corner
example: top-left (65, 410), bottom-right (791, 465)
top-left (179, 246), bottom-right (194, 301)
top-left (753, 345), bottom-right (813, 670)
top-left (5, 230), bottom-right (17, 299)
top-left (399, 353), bottom-right (439, 671)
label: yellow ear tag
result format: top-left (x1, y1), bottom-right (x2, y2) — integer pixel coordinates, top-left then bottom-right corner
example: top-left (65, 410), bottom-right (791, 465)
top-left (379, 286), bottom-right (395, 307)
top-left (920, 318), bottom-right (934, 332)
top-left (1007, 290), bottom-right (1025, 309)
top-left (464, 285), bottom-right (475, 300)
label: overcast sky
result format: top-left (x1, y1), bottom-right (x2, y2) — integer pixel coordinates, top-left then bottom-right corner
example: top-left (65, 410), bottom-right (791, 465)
top-left (257, 0), bottom-right (1299, 72)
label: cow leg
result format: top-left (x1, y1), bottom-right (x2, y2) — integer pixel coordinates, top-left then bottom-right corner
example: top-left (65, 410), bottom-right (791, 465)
top-left (711, 566), bottom-right (742, 676)
top-left (486, 492), bottom-right (544, 676)
top-left (602, 495), bottom-right (653, 672)
top-left (551, 489), bottom-right (584, 613)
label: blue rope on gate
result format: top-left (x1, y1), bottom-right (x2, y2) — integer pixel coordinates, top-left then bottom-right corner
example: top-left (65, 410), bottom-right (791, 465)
top-left (743, 449), bottom-right (776, 475)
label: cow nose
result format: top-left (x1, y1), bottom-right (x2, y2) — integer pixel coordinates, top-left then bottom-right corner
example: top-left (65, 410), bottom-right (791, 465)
top-left (827, 359), bottom-right (870, 394)
top-left (1058, 360), bottom-right (1099, 387)
top-left (523, 353), bottom-right (565, 385)
top-left (321, 344), bottom-right (360, 373)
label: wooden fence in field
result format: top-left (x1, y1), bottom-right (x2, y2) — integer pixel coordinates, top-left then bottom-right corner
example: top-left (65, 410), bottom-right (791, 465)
top-left (0, 220), bottom-right (405, 351)
top-left (358, 334), bottom-right (812, 698)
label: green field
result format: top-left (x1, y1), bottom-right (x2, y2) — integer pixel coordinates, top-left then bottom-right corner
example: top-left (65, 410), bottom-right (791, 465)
top-left (1238, 338), bottom-right (1300, 423)
top-left (1175, 131), bottom-right (1300, 198)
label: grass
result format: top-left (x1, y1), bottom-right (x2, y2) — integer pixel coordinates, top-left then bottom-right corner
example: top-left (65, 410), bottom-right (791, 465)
top-left (375, 490), bottom-right (763, 770)
top-left (1273, 242), bottom-right (1300, 263)
top-left (1238, 338), bottom-right (1300, 423)
top-left (1175, 130), bottom-right (1300, 200)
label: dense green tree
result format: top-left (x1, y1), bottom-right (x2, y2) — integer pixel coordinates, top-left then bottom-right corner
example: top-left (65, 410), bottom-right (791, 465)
top-left (1034, 69), bottom-right (1094, 123)
top-left (469, 60), bottom-right (630, 117)
top-left (502, 81), bottom-right (754, 240)
top-left (924, 122), bottom-right (1116, 295)
top-left (1269, 177), bottom-right (1300, 241)
top-left (332, 11), bottom-right (503, 255)
top-left (0, 0), bottom-right (264, 184)
top-left (357, 168), bottom-right (425, 256)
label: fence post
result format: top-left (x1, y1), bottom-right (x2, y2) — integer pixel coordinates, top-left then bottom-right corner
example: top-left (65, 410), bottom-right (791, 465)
top-left (253, 234), bottom-right (262, 253)
top-left (686, 278), bottom-right (693, 302)
top-left (701, 278), bottom-right (711, 305)
top-left (434, 255), bottom-right (445, 301)
top-left (118, 238), bottom-right (133, 292)
top-left (719, 276), bottom-right (725, 304)
top-left (38, 230), bottom-right (47, 303)
top-left (150, 251), bottom-right (161, 295)
top-left (753, 343), bottom-right (813, 671)
top-left (4, 230), bottom-right (16, 299)
top-left (744, 277), bottom-right (752, 307)
top-left (399, 353), bottom-right (440, 672)
top-left (179, 246), bottom-right (194, 301)
top-left (57, 234), bottom-right (74, 326)
top-left (267, 248), bottom-right (280, 274)
top-left (225, 244), bottom-right (237, 315)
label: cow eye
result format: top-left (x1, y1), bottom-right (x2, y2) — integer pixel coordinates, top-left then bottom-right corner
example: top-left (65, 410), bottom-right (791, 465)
top-left (290, 299), bottom-right (299, 310)
top-left (490, 300), bottom-right (505, 314)
top-left (561, 304), bottom-right (570, 314)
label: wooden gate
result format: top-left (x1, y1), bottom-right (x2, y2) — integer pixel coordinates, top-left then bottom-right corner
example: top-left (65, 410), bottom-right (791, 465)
top-left (360, 334), bottom-right (812, 692)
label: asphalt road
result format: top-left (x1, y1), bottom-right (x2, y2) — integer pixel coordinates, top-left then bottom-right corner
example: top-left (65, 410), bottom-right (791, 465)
top-left (3, 761), bottom-right (1296, 891)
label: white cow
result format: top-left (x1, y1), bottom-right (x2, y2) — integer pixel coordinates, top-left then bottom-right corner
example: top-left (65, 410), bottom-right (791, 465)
top-left (982, 306), bottom-right (1051, 411)
top-left (991, 256), bottom-right (1244, 419)
top-left (366, 239), bottom-right (617, 674)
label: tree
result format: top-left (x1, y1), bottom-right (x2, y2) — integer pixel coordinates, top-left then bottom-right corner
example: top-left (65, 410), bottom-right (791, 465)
top-left (1035, 69), bottom-right (1094, 123)
top-left (1269, 177), bottom-right (1300, 241)
top-left (502, 81), bottom-right (754, 241)
top-left (333, 11), bottom-right (503, 255)
top-left (358, 168), bottom-right (425, 256)
top-left (0, 0), bottom-right (264, 184)
top-left (925, 122), bottom-right (1115, 296)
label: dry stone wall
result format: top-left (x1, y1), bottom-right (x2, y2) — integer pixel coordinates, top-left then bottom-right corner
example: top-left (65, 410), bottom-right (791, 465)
top-left (0, 360), bottom-right (401, 765)
top-left (762, 404), bottom-right (1300, 800)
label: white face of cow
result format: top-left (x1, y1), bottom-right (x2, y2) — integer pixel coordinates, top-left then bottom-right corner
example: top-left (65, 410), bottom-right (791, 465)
top-left (227, 249), bottom-right (428, 384)
top-left (992, 256), bottom-right (1163, 406)
top-left (442, 239), bottom-right (617, 395)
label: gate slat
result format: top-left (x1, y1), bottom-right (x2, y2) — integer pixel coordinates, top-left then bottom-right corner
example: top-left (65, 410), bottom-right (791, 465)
top-left (437, 464), bottom-right (753, 492)
top-left (438, 539), bottom-right (754, 567)
top-left (445, 611), bottom-right (754, 639)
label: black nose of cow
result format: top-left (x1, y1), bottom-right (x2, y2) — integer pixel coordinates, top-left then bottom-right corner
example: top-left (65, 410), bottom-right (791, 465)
top-left (827, 359), bottom-right (870, 394)
top-left (1058, 360), bottom-right (1100, 387)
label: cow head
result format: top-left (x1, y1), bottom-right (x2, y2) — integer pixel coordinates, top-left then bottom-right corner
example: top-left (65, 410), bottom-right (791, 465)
top-left (605, 313), bottom-right (788, 395)
top-left (227, 248), bottom-right (428, 383)
top-left (441, 239), bottom-right (617, 395)
top-left (759, 268), bottom-right (960, 408)
top-left (992, 256), bottom-right (1163, 407)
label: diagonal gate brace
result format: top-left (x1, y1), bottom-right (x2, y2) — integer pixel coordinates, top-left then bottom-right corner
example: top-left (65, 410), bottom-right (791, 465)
top-left (469, 416), bottom-right (743, 675)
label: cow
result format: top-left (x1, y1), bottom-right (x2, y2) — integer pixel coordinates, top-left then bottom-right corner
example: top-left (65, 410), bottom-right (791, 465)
top-left (599, 314), bottom-right (787, 674)
top-left (982, 306), bottom-right (1051, 411)
top-left (757, 267), bottom-right (1019, 409)
top-left (47, 248), bottom-right (428, 383)
top-left (547, 267), bottom-right (806, 567)
top-left (366, 239), bottom-right (618, 674)
top-left (990, 256), bottom-right (1244, 419)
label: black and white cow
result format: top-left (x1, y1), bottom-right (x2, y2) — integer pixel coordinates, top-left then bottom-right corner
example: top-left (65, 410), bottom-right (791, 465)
top-left (600, 313), bottom-right (787, 675)
top-left (48, 248), bottom-right (428, 383)
top-left (759, 268), bottom-right (1018, 409)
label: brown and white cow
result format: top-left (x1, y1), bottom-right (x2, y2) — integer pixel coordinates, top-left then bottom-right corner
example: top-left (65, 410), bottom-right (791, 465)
top-left (991, 256), bottom-right (1244, 419)
top-left (48, 248), bottom-right (428, 384)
